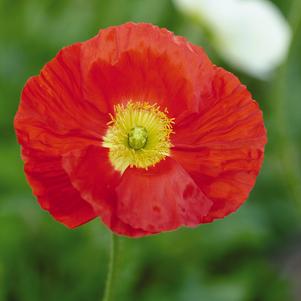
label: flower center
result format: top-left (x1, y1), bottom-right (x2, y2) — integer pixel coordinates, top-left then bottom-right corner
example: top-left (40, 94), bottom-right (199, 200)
top-left (103, 101), bottom-right (174, 173)
top-left (128, 126), bottom-right (148, 150)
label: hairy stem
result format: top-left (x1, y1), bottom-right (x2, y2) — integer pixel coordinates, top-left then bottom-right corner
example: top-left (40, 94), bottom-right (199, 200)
top-left (102, 234), bottom-right (121, 301)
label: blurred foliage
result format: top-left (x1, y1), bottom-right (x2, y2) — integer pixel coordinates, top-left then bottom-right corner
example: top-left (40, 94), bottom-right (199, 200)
top-left (1, 0), bottom-right (301, 300)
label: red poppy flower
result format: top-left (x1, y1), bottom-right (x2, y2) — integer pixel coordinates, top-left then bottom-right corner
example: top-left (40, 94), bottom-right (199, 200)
top-left (14, 22), bottom-right (267, 237)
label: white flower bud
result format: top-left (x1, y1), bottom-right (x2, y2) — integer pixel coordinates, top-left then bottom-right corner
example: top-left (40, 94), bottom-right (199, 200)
top-left (174, 0), bottom-right (292, 79)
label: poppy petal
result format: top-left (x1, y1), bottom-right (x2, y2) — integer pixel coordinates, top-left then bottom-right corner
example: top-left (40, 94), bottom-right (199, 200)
top-left (115, 158), bottom-right (212, 233)
top-left (62, 145), bottom-right (153, 237)
top-left (172, 67), bottom-right (267, 221)
top-left (80, 22), bottom-right (214, 118)
top-left (15, 43), bottom-right (108, 156)
top-left (22, 149), bottom-right (96, 228)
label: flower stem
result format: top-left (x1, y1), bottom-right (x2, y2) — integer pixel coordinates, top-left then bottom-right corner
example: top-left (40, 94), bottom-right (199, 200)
top-left (102, 233), bottom-right (121, 301)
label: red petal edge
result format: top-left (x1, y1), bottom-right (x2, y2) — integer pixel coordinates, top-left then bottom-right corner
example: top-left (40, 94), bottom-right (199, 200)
top-left (62, 145), bottom-right (154, 237)
top-left (172, 67), bottom-right (267, 222)
top-left (22, 148), bottom-right (96, 228)
top-left (80, 22), bottom-right (214, 119)
top-left (116, 158), bottom-right (212, 233)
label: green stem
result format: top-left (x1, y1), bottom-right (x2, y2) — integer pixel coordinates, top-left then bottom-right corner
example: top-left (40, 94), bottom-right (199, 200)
top-left (102, 233), bottom-right (121, 301)
top-left (272, 0), bottom-right (301, 209)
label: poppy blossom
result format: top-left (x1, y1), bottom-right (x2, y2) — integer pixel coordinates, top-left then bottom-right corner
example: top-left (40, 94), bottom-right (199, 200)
top-left (14, 22), bottom-right (267, 237)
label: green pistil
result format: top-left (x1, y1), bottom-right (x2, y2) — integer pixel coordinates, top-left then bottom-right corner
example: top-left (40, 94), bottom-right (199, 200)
top-left (128, 126), bottom-right (148, 150)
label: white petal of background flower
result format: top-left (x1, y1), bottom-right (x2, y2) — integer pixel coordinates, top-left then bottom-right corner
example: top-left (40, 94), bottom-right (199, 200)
top-left (174, 0), bottom-right (292, 79)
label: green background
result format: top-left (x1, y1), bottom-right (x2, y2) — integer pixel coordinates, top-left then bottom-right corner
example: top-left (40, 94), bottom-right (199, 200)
top-left (1, 0), bottom-right (301, 300)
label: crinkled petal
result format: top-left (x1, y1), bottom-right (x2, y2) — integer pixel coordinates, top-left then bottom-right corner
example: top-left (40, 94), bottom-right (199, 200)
top-left (172, 67), bottom-right (267, 221)
top-left (80, 22), bottom-right (214, 119)
top-left (115, 158), bottom-right (212, 233)
top-left (22, 148), bottom-right (96, 228)
top-left (15, 43), bottom-right (108, 156)
top-left (62, 145), bottom-right (153, 237)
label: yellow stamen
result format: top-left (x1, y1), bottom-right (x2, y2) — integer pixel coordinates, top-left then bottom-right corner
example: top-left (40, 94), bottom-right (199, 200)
top-left (103, 101), bottom-right (174, 173)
